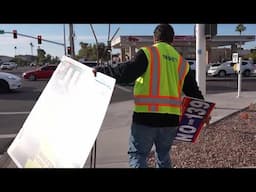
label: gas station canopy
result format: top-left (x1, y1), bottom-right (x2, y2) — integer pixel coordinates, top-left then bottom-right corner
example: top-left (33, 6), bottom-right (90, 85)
top-left (112, 35), bottom-right (255, 48)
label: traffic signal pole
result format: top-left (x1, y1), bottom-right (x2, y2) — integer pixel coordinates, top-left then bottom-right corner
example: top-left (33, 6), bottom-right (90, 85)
top-left (63, 24), bottom-right (67, 55)
top-left (4, 31), bottom-right (65, 46)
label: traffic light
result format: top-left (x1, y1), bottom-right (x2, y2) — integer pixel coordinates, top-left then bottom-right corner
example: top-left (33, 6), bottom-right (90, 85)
top-left (13, 30), bottom-right (17, 39)
top-left (67, 46), bottom-right (71, 55)
top-left (37, 35), bottom-right (42, 44)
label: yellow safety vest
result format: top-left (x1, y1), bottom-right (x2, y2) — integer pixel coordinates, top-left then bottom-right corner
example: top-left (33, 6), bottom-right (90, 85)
top-left (134, 42), bottom-right (189, 115)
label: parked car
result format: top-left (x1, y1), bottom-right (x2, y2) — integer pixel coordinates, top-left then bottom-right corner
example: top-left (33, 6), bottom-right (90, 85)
top-left (22, 64), bottom-right (58, 81)
top-left (207, 62), bottom-right (234, 77)
top-left (0, 62), bottom-right (18, 70)
top-left (0, 72), bottom-right (22, 92)
top-left (207, 60), bottom-right (254, 77)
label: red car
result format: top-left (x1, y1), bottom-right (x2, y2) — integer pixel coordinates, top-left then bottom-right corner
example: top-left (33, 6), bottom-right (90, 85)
top-left (22, 64), bottom-right (58, 81)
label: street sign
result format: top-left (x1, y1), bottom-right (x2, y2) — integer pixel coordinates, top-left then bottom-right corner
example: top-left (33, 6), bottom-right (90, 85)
top-left (0, 30), bottom-right (4, 34)
top-left (232, 53), bottom-right (239, 63)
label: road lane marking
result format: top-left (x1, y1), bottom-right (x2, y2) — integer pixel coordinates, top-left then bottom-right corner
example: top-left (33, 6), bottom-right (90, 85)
top-left (0, 134), bottom-right (17, 139)
top-left (115, 85), bottom-right (132, 93)
top-left (0, 112), bottom-right (30, 115)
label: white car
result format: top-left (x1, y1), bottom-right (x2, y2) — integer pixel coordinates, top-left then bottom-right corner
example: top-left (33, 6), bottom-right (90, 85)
top-left (233, 60), bottom-right (254, 76)
top-left (207, 62), bottom-right (234, 77)
top-left (186, 59), bottom-right (209, 75)
top-left (0, 62), bottom-right (18, 70)
top-left (0, 72), bottom-right (22, 92)
top-left (207, 60), bottom-right (254, 77)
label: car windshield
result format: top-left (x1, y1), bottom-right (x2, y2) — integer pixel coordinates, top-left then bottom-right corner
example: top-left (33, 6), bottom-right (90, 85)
top-left (211, 64), bottom-right (221, 67)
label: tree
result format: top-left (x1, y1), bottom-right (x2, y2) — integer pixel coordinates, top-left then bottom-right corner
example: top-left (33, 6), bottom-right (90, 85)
top-left (235, 24), bottom-right (246, 51)
top-left (248, 50), bottom-right (256, 63)
top-left (78, 42), bottom-right (96, 60)
top-left (235, 24), bottom-right (246, 35)
top-left (45, 54), bottom-right (52, 63)
top-left (51, 56), bottom-right (60, 64)
top-left (97, 42), bottom-right (110, 61)
top-left (37, 48), bottom-right (46, 65)
top-left (77, 42), bottom-right (110, 62)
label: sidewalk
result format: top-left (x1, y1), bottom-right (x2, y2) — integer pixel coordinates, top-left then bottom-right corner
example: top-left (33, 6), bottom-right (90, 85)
top-left (206, 91), bottom-right (256, 124)
top-left (1, 91), bottom-right (255, 168)
top-left (85, 91), bottom-right (256, 168)
top-left (84, 90), bottom-right (256, 168)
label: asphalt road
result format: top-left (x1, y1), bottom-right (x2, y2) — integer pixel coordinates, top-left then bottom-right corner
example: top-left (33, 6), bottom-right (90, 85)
top-left (0, 67), bottom-right (256, 163)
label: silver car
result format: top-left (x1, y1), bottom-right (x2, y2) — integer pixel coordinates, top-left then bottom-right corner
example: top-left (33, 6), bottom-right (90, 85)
top-left (0, 62), bottom-right (18, 70)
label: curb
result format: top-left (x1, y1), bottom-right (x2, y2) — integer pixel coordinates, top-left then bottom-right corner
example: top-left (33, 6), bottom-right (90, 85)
top-left (208, 100), bottom-right (256, 127)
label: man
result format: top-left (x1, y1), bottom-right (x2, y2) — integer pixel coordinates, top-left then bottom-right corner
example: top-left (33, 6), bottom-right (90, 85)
top-left (93, 24), bottom-right (205, 168)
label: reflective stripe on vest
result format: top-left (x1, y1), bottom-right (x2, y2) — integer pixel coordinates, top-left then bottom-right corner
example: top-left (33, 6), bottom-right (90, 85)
top-left (178, 56), bottom-right (189, 98)
top-left (134, 45), bottom-right (189, 114)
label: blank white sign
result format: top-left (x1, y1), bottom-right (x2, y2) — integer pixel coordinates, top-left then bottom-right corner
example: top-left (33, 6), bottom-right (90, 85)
top-left (7, 56), bottom-right (116, 168)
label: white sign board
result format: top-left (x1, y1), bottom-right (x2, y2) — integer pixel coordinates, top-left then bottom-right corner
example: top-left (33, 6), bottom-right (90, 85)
top-left (7, 56), bottom-right (116, 168)
top-left (232, 53), bottom-right (238, 63)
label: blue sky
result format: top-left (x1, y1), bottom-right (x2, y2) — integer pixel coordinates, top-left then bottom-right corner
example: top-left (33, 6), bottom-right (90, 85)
top-left (0, 24), bottom-right (256, 59)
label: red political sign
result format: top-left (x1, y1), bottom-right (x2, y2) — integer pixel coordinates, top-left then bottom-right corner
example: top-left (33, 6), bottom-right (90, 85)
top-left (175, 97), bottom-right (215, 143)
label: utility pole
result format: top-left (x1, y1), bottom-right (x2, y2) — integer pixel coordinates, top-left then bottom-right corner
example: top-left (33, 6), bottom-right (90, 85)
top-left (196, 24), bottom-right (206, 97)
top-left (90, 24), bottom-right (99, 64)
top-left (69, 24), bottom-right (75, 58)
top-left (63, 24), bottom-right (67, 56)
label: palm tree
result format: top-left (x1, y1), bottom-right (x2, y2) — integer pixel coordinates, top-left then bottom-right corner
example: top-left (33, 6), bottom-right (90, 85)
top-left (235, 24), bottom-right (246, 35)
top-left (235, 24), bottom-right (246, 50)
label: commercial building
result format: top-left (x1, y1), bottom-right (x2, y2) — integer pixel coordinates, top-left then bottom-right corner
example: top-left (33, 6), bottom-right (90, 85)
top-left (111, 35), bottom-right (255, 63)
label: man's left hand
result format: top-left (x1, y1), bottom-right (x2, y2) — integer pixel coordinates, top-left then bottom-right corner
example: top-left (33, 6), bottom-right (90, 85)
top-left (204, 116), bottom-right (211, 126)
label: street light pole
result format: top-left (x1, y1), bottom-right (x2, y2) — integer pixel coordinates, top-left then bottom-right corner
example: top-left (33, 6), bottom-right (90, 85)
top-left (30, 42), bottom-right (34, 56)
top-left (14, 46), bottom-right (17, 56)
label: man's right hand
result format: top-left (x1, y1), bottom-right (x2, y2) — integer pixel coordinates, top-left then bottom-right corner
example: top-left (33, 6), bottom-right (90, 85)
top-left (92, 68), bottom-right (97, 77)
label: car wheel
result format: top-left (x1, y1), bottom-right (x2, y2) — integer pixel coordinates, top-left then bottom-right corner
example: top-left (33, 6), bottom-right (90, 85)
top-left (28, 75), bottom-right (36, 81)
top-left (218, 70), bottom-right (226, 77)
top-left (0, 80), bottom-right (10, 93)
